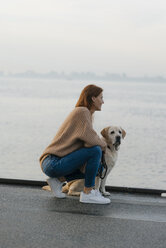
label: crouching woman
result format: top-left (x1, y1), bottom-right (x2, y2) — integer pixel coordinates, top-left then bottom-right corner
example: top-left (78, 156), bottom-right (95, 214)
top-left (39, 84), bottom-right (110, 204)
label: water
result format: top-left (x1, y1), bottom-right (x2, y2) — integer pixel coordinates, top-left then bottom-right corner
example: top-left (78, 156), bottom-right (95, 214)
top-left (1, 78), bottom-right (166, 190)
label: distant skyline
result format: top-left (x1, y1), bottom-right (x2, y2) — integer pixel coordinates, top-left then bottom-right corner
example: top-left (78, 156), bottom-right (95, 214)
top-left (1, 70), bottom-right (166, 82)
top-left (1, 0), bottom-right (166, 77)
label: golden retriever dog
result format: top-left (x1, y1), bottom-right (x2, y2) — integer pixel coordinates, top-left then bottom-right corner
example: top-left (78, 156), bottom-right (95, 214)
top-left (99, 126), bottom-right (126, 195)
top-left (42, 126), bottom-right (126, 196)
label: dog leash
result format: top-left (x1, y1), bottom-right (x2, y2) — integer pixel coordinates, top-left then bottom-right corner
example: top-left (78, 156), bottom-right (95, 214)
top-left (99, 151), bottom-right (108, 179)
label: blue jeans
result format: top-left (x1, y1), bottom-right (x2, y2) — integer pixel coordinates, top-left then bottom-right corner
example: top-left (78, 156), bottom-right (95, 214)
top-left (41, 146), bottom-right (102, 188)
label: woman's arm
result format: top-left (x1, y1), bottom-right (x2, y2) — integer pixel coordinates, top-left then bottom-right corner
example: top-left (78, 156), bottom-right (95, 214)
top-left (78, 109), bottom-right (106, 150)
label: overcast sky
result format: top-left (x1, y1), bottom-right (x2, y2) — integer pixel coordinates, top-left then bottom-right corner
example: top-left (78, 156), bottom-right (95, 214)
top-left (1, 0), bottom-right (166, 76)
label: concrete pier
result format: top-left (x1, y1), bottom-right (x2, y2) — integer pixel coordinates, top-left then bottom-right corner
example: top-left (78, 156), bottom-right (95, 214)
top-left (1, 182), bottom-right (166, 248)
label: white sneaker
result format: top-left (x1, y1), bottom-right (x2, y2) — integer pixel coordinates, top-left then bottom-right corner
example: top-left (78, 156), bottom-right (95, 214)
top-left (80, 189), bottom-right (111, 204)
top-left (47, 177), bottom-right (66, 198)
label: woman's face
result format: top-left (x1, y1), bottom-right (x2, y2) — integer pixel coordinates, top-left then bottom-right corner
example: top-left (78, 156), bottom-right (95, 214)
top-left (92, 92), bottom-right (104, 111)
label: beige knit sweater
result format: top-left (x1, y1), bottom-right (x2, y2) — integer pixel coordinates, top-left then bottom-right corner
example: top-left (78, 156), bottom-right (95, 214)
top-left (39, 107), bottom-right (106, 164)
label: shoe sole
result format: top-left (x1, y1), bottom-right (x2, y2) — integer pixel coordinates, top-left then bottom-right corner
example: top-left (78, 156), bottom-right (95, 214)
top-left (80, 199), bottom-right (111, 204)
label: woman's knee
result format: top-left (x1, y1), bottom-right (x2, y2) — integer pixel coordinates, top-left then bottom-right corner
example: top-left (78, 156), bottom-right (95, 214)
top-left (90, 145), bottom-right (102, 158)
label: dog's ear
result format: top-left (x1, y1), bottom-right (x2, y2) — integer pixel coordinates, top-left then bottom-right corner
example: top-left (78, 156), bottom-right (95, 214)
top-left (120, 127), bottom-right (126, 139)
top-left (101, 127), bottom-right (110, 139)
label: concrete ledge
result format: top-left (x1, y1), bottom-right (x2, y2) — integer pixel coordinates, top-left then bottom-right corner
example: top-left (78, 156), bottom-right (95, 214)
top-left (0, 178), bottom-right (47, 187)
top-left (0, 177), bottom-right (166, 195)
top-left (106, 185), bottom-right (166, 195)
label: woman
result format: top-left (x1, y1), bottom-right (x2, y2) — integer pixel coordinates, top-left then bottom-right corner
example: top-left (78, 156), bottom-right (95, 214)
top-left (40, 84), bottom-right (110, 204)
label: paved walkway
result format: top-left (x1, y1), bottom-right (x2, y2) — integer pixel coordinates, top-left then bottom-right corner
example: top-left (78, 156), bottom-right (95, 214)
top-left (1, 184), bottom-right (166, 248)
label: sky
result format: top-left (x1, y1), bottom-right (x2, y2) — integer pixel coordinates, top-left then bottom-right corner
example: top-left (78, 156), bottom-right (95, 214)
top-left (0, 0), bottom-right (166, 77)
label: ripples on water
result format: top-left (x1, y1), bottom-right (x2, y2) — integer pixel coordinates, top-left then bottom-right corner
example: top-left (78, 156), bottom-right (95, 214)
top-left (0, 78), bottom-right (166, 190)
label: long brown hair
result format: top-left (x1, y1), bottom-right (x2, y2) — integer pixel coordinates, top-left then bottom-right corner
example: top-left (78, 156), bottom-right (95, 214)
top-left (75, 84), bottom-right (103, 110)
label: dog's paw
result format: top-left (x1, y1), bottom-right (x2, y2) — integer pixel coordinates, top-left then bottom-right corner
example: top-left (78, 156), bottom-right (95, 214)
top-left (102, 191), bottom-right (111, 196)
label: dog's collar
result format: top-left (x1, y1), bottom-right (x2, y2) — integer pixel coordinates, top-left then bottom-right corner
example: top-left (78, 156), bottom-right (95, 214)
top-left (107, 144), bottom-right (118, 151)
top-left (107, 145), bottom-right (111, 150)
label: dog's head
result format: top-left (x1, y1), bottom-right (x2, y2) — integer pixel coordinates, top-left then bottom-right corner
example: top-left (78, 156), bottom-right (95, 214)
top-left (101, 126), bottom-right (126, 151)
